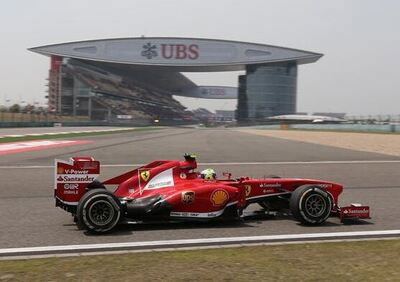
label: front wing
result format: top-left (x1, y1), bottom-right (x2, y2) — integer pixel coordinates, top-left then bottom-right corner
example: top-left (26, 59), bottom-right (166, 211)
top-left (337, 203), bottom-right (370, 222)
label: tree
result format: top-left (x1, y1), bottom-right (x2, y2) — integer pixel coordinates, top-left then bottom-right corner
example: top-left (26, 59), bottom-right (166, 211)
top-left (22, 104), bottom-right (35, 113)
top-left (9, 104), bottom-right (20, 113)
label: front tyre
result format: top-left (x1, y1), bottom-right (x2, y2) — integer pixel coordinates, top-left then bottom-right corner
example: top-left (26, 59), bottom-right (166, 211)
top-left (289, 185), bottom-right (332, 225)
top-left (76, 189), bottom-right (122, 234)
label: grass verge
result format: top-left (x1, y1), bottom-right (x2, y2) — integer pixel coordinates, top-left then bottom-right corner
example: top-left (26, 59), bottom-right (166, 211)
top-left (0, 127), bottom-right (164, 143)
top-left (1, 239), bottom-right (400, 281)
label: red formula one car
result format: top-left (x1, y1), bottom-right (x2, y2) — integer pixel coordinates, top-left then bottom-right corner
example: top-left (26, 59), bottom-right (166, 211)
top-left (54, 154), bottom-right (370, 233)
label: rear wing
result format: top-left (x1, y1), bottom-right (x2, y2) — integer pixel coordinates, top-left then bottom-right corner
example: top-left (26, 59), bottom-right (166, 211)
top-left (54, 157), bottom-right (100, 207)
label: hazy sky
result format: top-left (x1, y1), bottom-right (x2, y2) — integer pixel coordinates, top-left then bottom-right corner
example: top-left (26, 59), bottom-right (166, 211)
top-left (1, 0), bottom-right (399, 115)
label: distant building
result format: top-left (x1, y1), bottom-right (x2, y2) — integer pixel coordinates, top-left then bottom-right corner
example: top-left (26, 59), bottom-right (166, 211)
top-left (30, 37), bottom-right (322, 122)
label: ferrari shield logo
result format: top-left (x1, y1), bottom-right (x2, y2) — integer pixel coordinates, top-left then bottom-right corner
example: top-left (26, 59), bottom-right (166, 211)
top-left (244, 185), bottom-right (252, 197)
top-left (140, 170), bottom-right (150, 182)
top-left (182, 191), bottom-right (195, 204)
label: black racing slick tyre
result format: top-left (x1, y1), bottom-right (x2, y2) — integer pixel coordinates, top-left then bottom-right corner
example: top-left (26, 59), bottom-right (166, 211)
top-left (289, 185), bottom-right (332, 225)
top-left (76, 189), bottom-right (122, 234)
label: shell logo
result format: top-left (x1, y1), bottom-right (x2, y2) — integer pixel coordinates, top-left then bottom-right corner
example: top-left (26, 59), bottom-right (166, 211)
top-left (210, 189), bottom-right (229, 206)
top-left (57, 167), bottom-right (64, 174)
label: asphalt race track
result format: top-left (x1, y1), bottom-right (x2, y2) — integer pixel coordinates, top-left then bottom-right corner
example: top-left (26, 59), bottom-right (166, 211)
top-left (1, 127), bottom-right (400, 249)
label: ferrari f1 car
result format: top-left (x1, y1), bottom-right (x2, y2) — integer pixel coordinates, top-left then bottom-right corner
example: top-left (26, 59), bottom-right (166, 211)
top-left (54, 154), bottom-right (370, 233)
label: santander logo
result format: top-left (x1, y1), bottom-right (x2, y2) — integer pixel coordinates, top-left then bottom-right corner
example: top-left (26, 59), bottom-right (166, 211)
top-left (141, 42), bottom-right (199, 60)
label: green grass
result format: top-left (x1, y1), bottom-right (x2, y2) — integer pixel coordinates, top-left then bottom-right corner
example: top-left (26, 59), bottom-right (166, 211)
top-left (1, 239), bottom-right (400, 281)
top-left (0, 127), bottom-right (165, 143)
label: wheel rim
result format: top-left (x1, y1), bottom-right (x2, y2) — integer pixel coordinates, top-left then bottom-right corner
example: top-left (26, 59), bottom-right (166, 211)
top-left (304, 194), bottom-right (326, 217)
top-left (88, 200), bottom-right (115, 226)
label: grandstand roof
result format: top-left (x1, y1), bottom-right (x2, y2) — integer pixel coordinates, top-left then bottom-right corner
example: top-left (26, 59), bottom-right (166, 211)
top-left (30, 37), bottom-right (322, 71)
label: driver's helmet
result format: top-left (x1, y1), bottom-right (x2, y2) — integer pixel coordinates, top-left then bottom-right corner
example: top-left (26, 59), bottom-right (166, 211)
top-left (200, 168), bottom-right (216, 180)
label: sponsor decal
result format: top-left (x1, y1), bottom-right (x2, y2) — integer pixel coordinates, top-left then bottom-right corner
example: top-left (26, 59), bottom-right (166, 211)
top-left (181, 191), bottom-right (195, 204)
top-left (147, 180), bottom-right (173, 189)
top-left (180, 172), bottom-right (187, 179)
top-left (64, 183), bottom-right (79, 189)
top-left (140, 170), bottom-right (151, 182)
top-left (244, 185), bottom-right (252, 197)
top-left (57, 175), bottom-right (97, 183)
top-left (57, 167), bottom-right (64, 174)
top-left (64, 169), bottom-right (89, 174)
top-left (141, 42), bottom-right (199, 60)
top-left (263, 189), bottom-right (275, 193)
top-left (343, 208), bottom-right (369, 214)
top-left (170, 212), bottom-right (201, 217)
top-left (318, 184), bottom-right (333, 188)
top-left (141, 42), bottom-right (158, 59)
top-left (63, 183), bottom-right (79, 194)
top-left (259, 183), bottom-right (281, 188)
top-left (200, 88), bottom-right (227, 96)
top-left (144, 168), bottom-right (175, 190)
top-left (170, 207), bottom-right (228, 218)
top-left (161, 44), bottom-right (199, 60)
top-left (210, 189), bottom-right (229, 206)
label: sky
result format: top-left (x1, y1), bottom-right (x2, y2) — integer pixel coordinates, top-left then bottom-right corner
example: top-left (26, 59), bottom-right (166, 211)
top-left (0, 0), bottom-right (399, 115)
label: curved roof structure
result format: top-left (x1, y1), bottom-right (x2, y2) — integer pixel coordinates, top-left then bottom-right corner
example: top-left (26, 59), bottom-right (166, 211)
top-left (29, 37), bottom-right (323, 72)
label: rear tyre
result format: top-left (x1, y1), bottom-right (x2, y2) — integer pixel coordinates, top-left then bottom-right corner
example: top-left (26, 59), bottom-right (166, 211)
top-left (76, 189), bottom-right (121, 234)
top-left (289, 185), bottom-right (331, 225)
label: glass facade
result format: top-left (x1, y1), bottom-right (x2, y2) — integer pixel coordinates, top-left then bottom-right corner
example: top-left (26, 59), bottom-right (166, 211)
top-left (236, 75), bottom-right (247, 120)
top-left (237, 63), bottom-right (297, 122)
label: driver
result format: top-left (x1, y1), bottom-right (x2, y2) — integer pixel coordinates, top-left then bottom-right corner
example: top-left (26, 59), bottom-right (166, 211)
top-left (200, 168), bottom-right (217, 180)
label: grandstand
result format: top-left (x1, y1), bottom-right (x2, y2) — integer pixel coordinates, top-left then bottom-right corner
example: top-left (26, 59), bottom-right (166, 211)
top-left (55, 58), bottom-right (189, 121)
top-left (31, 37), bottom-right (322, 123)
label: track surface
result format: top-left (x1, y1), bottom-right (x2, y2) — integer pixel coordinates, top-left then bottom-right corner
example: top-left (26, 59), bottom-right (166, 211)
top-left (1, 128), bottom-right (399, 248)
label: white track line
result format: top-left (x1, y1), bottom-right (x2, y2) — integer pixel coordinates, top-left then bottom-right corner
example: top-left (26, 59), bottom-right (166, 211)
top-left (3, 237), bottom-right (400, 261)
top-left (2, 237), bottom-right (399, 261)
top-left (0, 128), bottom-right (136, 139)
top-left (1, 230), bottom-right (399, 257)
top-left (1, 160), bottom-right (400, 169)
